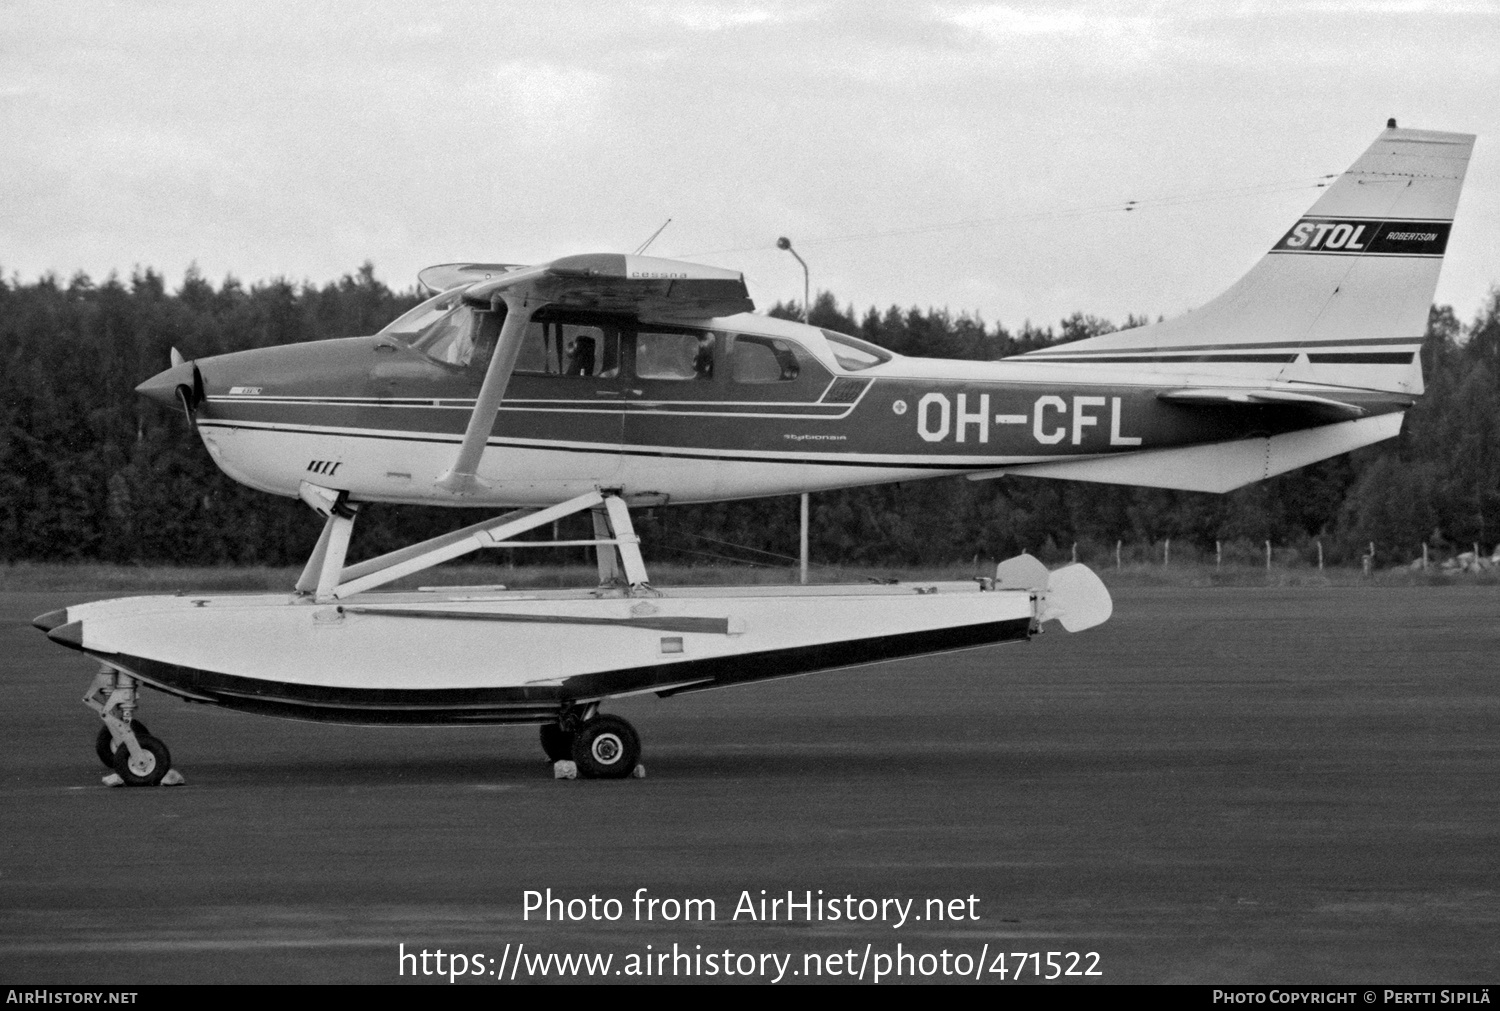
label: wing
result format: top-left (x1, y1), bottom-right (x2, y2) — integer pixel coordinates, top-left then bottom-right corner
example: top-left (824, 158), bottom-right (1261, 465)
top-left (463, 253), bottom-right (752, 318)
top-left (436, 253), bottom-right (753, 494)
top-left (416, 262), bottom-right (529, 293)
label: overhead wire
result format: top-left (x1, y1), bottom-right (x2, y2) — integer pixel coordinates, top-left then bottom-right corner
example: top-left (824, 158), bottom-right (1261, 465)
top-left (676, 174), bottom-right (1337, 260)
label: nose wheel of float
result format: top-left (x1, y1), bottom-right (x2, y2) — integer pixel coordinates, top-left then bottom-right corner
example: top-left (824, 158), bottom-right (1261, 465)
top-left (83, 665), bottom-right (183, 787)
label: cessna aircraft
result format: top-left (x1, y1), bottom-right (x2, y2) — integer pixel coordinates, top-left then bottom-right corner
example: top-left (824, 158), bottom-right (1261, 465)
top-left (34, 123), bottom-right (1474, 784)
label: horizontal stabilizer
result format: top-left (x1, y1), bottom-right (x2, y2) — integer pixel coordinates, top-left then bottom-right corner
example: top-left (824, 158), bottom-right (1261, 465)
top-left (1004, 411), bottom-right (1403, 493)
top-left (1158, 387), bottom-right (1370, 420)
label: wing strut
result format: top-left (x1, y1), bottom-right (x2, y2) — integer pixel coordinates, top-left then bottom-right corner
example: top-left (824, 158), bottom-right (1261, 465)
top-left (437, 293), bottom-right (542, 494)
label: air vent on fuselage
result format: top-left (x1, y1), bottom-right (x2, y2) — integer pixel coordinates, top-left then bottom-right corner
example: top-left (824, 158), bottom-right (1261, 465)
top-left (820, 378), bottom-right (869, 404)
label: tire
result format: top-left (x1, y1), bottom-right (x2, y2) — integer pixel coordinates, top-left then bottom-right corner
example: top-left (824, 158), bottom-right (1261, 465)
top-left (95, 720), bottom-right (151, 768)
top-left (112, 733), bottom-right (171, 787)
top-left (570, 715), bottom-right (640, 780)
top-left (539, 723), bottom-right (575, 762)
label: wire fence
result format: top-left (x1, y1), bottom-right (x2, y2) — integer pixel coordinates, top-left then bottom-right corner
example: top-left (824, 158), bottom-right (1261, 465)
top-left (653, 532), bottom-right (1500, 579)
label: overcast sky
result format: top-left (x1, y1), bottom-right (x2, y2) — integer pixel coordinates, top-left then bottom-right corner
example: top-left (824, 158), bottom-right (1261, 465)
top-left (2, 1), bottom-right (1496, 331)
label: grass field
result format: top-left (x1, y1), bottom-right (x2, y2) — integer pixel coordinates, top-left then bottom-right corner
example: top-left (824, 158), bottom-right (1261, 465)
top-left (3, 558), bottom-right (1494, 593)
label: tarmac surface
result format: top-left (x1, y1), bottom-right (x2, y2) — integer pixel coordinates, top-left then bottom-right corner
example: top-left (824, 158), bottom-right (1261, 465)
top-left (2, 584), bottom-right (1497, 985)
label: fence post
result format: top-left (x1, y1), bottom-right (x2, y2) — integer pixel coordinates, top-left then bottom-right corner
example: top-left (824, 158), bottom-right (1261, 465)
top-left (1072, 541), bottom-right (1077, 564)
top-left (1115, 540), bottom-right (1121, 570)
top-left (1164, 538), bottom-right (1170, 568)
top-left (1317, 540), bottom-right (1323, 571)
top-left (799, 492), bottom-right (809, 585)
top-left (1265, 540), bottom-right (1271, 570)
top-left (1422, 543), bottom-right (1428, 570)
top-left (1216, 540), bottom-right (1222, 569)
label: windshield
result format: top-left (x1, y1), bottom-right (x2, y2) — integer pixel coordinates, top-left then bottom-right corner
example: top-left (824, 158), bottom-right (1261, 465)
top-left (821, 329), bottom-right (893, 371)
top-left (377, 289), bottom-right (463, 339)
top-left (407, 303), bottom-right (500, 368)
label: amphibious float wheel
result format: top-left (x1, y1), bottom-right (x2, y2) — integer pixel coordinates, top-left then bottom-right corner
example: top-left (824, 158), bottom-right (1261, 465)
top-left (111, 734), bottom-right (172, 787)
top-left (539, 723), bottom-right (576, 762)
top-left (95, 720), bottom-right (151, 768)
top-left (570, 715), bottom-right (640, 780)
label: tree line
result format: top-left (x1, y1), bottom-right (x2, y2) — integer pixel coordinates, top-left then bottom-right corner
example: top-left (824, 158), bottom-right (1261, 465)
top-left (1, 263), bottom-right (1497, 571)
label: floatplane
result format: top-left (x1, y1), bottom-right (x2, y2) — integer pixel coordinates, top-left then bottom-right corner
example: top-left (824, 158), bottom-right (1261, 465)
top-left (34, 123), bottom-right (1472, 783)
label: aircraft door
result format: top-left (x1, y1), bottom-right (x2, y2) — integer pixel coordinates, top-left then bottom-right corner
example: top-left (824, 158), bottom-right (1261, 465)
top-left (502, 314), bottom-right (628, 485)
top-left (616, 326), bottom-right (715, 500)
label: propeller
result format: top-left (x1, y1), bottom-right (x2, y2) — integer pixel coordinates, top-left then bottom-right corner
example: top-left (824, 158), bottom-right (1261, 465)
top-left (170, 348), bottom-right (205, 427)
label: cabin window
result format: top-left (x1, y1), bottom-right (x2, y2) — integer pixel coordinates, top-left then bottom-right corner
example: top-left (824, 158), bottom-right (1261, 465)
top-left (636, 331), bottom-right (715, 381)
top-left (516, 321), bottom-right (619, 377)
top-left (728, 335), bottom-right (801, 383)
top-left (821, 329), bottom-right (892, 371)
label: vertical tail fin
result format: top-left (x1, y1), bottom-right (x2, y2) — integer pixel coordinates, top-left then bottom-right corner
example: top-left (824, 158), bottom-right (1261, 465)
top-left (1021, 124), bottom-right (1475, 394)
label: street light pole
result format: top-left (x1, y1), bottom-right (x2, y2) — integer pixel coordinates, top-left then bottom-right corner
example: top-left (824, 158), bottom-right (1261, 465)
top-left (777, 236), bottom-right (810, 323)
top-left (778, 236), bottom-right (811, 583)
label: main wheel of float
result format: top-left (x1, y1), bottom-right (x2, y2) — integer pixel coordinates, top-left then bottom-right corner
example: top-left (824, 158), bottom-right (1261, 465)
top-left (95, 720), bottom-right (151, 768)
top-left (111, 733), bottom-right (172, 787)
top-left (539, 723), bottom-right (576, 762)
top-left (571, 715), bottom-right (640, 780)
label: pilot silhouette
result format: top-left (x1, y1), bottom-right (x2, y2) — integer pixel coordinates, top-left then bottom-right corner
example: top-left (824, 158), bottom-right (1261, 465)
top-left (563, 333), bottom-right (596, 376)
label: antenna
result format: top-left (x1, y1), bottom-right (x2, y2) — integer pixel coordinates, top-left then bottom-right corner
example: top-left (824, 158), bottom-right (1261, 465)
top-left (632, 219), bottom-right (672, 255)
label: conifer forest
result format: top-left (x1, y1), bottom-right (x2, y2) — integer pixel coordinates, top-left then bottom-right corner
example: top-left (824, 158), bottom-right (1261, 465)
top-left (3, 263), bottom-right (1498, 572)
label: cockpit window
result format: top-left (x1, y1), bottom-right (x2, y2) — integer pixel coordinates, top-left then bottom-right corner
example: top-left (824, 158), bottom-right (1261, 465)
top-left (821, 329), bottom-right (892, 371)
top-left (408, 304), bottom-right (500, 369)
top-left (378, 289), bottom-right (462, 339)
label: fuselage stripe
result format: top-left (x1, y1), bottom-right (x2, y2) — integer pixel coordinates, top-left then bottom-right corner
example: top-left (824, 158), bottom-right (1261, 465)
top-left (1020, 336), bottom-right (1422, 358)
top-left (193, 420), bottom-right (1066, 470)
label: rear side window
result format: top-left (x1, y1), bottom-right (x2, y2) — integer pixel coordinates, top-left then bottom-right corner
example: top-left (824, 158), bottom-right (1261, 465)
top-left (728, 335), bottom-right (801, 384)
top-left (821, 329), bottom-right (892, 371)
top-left (638, 331), bottom-right (716, 380)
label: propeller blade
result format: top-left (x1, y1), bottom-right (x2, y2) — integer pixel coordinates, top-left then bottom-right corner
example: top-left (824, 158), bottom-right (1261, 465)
top-left (173, 363), bottom-right (206, 427)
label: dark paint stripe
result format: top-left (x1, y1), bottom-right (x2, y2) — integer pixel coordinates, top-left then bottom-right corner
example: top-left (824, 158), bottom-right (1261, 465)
top-left (343, 606), bottom-right (733, 634)
top-left (1306, 352), bottom-right (1415, 364)
top-left (1021, 336), bottom-right (1422, 358)
top-left (212, 398), bottom-right (848, 416)
top-left (1267, 251), bottom-right (1443, 258)
top-left (1017, 354), bottom-right (1298, 365)
top-left (194, 421), bottom-right (985, 470)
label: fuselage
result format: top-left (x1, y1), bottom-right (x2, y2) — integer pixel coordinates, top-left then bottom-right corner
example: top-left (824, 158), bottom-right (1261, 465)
top-left (136, 300), bottom-right (1412, 508)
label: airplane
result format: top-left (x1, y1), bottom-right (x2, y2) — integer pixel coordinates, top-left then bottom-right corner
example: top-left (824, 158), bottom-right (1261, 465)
top-left (33, 122), bottom-right (1473, 785)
